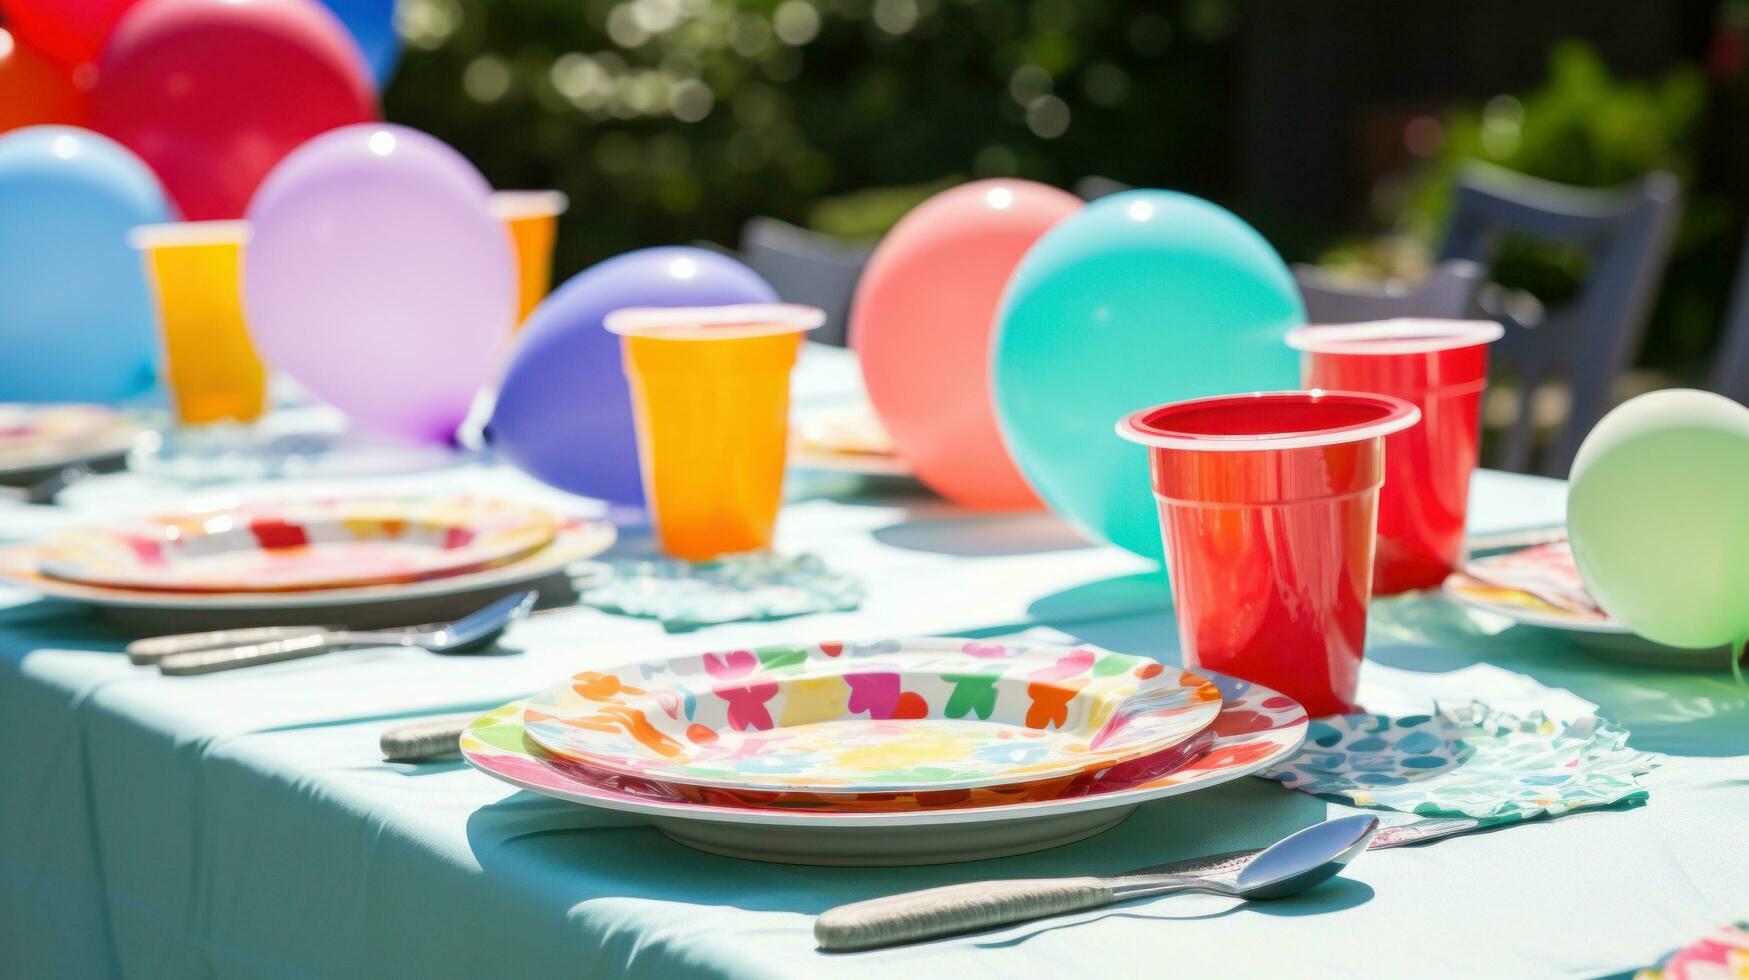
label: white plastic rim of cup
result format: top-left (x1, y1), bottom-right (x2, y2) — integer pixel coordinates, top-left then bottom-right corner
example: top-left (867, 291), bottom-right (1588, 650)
top-left (1284, 318), bottom-right (1505, 356)
top-left (488, 190), bottom-right (570, 221)
top-left (128, 220), bottom-right (252, 251)
top-left (1114, 389), bottom-right (1421, 453)
top-left (602, 303), bottom-right (828, 340)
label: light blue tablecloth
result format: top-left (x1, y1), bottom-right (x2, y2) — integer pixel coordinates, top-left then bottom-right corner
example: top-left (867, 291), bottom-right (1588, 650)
top-left (3, 455), bottom-right (1745, 977)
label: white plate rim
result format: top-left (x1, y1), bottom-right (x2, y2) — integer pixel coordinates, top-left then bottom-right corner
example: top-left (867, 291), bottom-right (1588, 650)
top-left (788, 449), bottom-right (913, 477)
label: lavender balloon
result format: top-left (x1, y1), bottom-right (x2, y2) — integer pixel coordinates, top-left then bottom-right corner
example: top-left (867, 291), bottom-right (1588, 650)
top-left (488, 247), bottom-right (777, 504)
top-left (244, 124), bottom-right (513, 443)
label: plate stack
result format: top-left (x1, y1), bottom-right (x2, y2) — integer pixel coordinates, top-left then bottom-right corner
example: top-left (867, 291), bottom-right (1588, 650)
top-left (0, 496), bottom-right (614, 631)
top-left (0, 403), bottom-right (142, 485)
top-left (462, 637), bottom-right (1310, 866)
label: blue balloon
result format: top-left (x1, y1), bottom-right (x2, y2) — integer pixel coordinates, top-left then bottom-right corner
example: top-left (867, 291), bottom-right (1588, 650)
top-left (489, 247), bottom-right (778, 504)
top-left (992, 190), bottom-right (1304, 560)
top-left (319, 0), bottom-right (402, 85)
top-left (0, 126), bottom-right (176, 404)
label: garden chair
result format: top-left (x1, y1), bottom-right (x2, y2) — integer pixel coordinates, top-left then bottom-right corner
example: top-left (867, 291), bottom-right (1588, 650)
top-left (1437, 163), bottom-right (1682, 476)
top-left (1294, 260), bottom-right (1485, 323)
top-left (1709, 232), bottom-right (1749, 405)
top-left (738, 217), bottom-right (873, 347)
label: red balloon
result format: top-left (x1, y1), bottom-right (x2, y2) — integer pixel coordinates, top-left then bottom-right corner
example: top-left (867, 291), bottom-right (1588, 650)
top-left (0, 28), bottom-right (90, 133)
top-left (0, 0), bottom-right (141, 69)
top-left (88, 0), bottom-right (377, 219)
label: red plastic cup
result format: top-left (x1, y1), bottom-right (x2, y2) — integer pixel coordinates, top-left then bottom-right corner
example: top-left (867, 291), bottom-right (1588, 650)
top-left (1117, 391), bottom-right (1420, 717)
top-left (1287, 319), bottom-right (1503, 595)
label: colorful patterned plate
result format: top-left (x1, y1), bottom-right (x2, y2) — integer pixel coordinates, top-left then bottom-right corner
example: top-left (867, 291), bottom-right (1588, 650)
top-left (463, 665), bottom-right (1306, 865)
top-left (1444, 541), bottom-right (1732, 666)
top-left (0, 520), bottom-right (615, 631)
top-left (520, 638), bottom-right (1223, 794)
top-left (0, 403), bottom-right (141, 482)
top-left (33, 497), bottom-right (561, 593)
top-left (789, 404), bottom-right (912, 476)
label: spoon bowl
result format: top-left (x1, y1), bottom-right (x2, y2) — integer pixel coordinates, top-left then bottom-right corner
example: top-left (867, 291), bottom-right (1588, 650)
top-left (1232, 813), bottom-right (1380, 898)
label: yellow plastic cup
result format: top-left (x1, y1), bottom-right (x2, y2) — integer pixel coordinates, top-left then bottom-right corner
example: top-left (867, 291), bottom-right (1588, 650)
top-left (129, 221), bottom-right (268, 425)
top-left (490, 190), bottom-right (568, 329)
top-left (605, 304), bottom-right (825, 561)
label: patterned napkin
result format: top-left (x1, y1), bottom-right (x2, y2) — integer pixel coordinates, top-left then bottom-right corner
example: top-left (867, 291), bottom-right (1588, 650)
top-left (1263, 702), bottom-right (1659, 835)
top-left (573, 551), bottom-right (863, 632)
top-left (1635, 921), bottom-right (1749, 979)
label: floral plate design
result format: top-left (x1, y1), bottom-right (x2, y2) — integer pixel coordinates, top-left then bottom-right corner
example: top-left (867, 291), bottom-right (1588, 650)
top-left (520, 638), bottom-right (1223, 794)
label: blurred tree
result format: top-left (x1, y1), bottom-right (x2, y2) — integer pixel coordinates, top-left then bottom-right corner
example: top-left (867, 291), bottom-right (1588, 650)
top-left (1322, 40), bottom-right (1736, 370)
top-left (382, 0), bottom-right (1240, 277)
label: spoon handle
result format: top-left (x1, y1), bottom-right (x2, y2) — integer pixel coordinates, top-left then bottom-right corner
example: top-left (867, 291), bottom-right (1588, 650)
top-left (158, 632), bottom-right (340, 675)
top-left (380, 714), bottom-right (476, 761)
top-left (814, 877), bottom-right (1115, 951)
top-left (127, 625), bottom-right (331, 664)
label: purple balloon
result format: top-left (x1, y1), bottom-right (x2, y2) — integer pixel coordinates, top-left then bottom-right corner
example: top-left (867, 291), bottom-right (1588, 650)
top-left (244, 124), bottom-right (514, 443)
top-left (488, 246), bottom-right (777, 504)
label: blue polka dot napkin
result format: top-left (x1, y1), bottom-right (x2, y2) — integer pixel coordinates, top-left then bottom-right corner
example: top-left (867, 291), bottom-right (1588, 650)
top-left (1262, 702), bottom-right (1659, 830)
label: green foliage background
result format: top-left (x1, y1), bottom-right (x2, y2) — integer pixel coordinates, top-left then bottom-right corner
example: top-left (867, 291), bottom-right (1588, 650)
top-left (384, 0), bottom-right (1238, 269)
top-left (384, 1), bottom-right (1745, 369)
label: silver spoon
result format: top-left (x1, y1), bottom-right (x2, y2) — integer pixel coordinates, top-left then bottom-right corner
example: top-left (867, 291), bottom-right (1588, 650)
top-left (814, 814), bottom-right (1379, 952)
top-left (156, 590), bottom-right (538, 676)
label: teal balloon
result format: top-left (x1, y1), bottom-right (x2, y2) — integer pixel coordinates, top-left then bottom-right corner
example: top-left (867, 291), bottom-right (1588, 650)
top-left (1567, 389), bottom-right (1749, 653)
top-left (0, 126), bottom-right (175, 404)
top-left (992, 190), bottom-right (1303, 560)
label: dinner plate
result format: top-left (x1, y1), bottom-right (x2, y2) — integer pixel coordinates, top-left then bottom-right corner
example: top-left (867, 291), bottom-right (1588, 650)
top-left (522, 638), bottom-right (1223, 794)
top-left (0, 520), bottom-right (615, 631)
top-left (35, 498), bottom-right (560, 593)
top-left (789, 403), bottom-right (911, 477)
top-left (1445, 576), bottom-right (1731, 667)
top-left (788, 449), bottom-right (914, 477)
top-left (463, 666), bottom-right (1306, 865)
top-left (0, 404), bottom-right (142, 485)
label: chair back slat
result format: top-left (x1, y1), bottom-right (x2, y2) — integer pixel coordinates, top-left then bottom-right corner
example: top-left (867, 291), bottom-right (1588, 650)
top-left (1436, 163), bottom-right (1682, 476)
top-left (1710, 236), bottom-right (1749, 405)
top-left (1295, 259), bottom-right (1485, 324)
top-left (738, 217), bottom-right (873, 348)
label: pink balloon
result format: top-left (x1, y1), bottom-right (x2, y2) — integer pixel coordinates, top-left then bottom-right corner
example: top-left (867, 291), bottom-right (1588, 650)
top-left (851, 180), bottom-right (1081, 508)
top-left (244, 124), bottom-right (514, 443)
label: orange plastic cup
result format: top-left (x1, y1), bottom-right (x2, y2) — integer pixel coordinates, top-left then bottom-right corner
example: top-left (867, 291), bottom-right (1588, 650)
top-left (491, 191), bottom-right (568, 329)
top-left (605, 304), bottom-right (824, 560)
top-left (129, 221), bottom-right (268, 424)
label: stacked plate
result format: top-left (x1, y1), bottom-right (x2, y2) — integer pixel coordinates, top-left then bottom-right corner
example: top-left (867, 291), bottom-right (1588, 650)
top-left (790, 404), bottom-right (911, 477)
top-left (463, 637), bottom-right (1309, 865)
top-left (1445, 538), bottom-right (1730, 666)
top-left (0, 403), bottom-right (142, 485)
top-left (0, 496), bottom-right (615, 630)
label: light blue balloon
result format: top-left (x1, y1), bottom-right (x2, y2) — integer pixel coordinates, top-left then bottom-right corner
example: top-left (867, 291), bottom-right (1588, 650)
top-left (991, 190), bottom-right (1303, 561)
top-left (0, 126), bottom-right (175, 404)
top-left (319, 0), bottom-right (403, 86)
